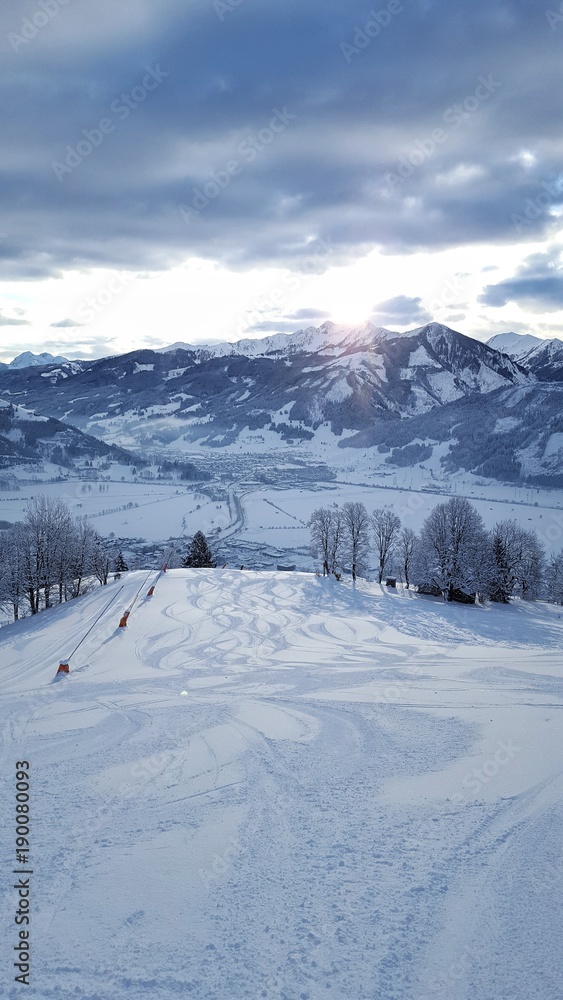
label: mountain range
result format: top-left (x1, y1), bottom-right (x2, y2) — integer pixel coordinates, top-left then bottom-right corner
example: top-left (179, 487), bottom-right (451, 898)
top-left (1, 322), bottom-right (563, 485)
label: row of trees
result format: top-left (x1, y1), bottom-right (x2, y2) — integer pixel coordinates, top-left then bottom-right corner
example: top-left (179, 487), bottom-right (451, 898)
top-left (310, 497), bottom-right (560, 604)
top-left (0, 496), bottom-right (123, 622)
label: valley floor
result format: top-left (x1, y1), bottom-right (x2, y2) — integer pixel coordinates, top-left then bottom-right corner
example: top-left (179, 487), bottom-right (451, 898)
top-left (1, 570), bottom-right (562, 999)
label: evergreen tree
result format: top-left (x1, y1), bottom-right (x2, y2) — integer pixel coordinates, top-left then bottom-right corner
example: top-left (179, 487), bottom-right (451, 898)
top-left (486, 520), bottom-right (524, 603)
top-left (114, 549), bottom-right (129, 575)
top-left (183, 531), bottom-right (216, 568)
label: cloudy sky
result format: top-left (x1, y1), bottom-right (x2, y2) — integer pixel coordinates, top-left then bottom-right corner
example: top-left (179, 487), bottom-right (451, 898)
top-left (1, 0), bottom-right (563, 362)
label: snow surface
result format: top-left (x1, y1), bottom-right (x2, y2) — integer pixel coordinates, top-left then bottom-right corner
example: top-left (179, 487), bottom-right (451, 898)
top-left (1, 569), bottom-right (562, 999)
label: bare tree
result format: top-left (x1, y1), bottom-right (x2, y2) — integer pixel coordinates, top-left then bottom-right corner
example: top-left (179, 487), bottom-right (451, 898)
top-left (517, 529), bottom-right (544, 600)
top-left (546, 550), bottom-right (563, 605)
top-left (0, 496), bottom-right (115, 620)
top-left (309, 507), bottom-right (335, 576)
top-left (398, 527), bottom-right (417, 589)
top-left (92, 531), bottom-right (111, 586)
top-left (21, 495), bottom-right (74, 611)
top-left (327, 507), bottom-right (344, 575)
top-left (413, 497), bottom-right (486, 600)
top-left (342, 501), bottom-right (370, 582)
top-left (69, 518), bottom-right (97, 598)
top-left (0, 524), bottom-right (26, 621)
top-left (372, 508), bottom-right (401, 583)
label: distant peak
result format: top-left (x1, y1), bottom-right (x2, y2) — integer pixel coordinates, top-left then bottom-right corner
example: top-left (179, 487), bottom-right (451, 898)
top-left (9, 350), bottom-right (68, 369)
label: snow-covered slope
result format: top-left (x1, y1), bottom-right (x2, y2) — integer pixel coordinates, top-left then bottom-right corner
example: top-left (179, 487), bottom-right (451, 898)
top-left (0, 398), bottom-right (136, 469)
top-left (1, 568), bottom-right (561, 999)
top-left (517, 337), bottom-right (563, 382)
top-left (486, 332), bottom-right (544, 359)
top-left (486, 333), bottom-right (563, 382)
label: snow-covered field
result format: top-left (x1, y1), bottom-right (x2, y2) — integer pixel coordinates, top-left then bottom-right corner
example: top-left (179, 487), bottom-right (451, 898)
top-left (0, 482), bottom-right (229, 543)
top-left (237, 482), bottom-right (563, 558)
top-left (2, 474), bottom-right (563, 561)
top-left (1, 569), bottom-right (562, 998)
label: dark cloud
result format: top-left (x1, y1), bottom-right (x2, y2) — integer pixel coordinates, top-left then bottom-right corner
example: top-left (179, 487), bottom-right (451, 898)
top-left (50, 318), bottom-right (85, 328)
top-left (479, 249), bottom-right (563, 311)
top-left (372, 295), bottom-right (432, 325)
top-left (286, 308), bottom-right (331, 321)
top-left (1, 1), bottom-right (562, 277)
top-left (442, 313), bottom-right (467, 324)
top-left (0, 312), bottom-right (30, 326)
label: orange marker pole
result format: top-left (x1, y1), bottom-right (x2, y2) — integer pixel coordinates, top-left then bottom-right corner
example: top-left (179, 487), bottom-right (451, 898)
top-left (119, 611), bottom-right (130, 628)
top-left (56, 661), bottom-right (70, 675)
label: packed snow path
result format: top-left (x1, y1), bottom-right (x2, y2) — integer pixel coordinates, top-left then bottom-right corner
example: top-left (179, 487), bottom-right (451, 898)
top-left (1, 570), bottom-right (562, 999)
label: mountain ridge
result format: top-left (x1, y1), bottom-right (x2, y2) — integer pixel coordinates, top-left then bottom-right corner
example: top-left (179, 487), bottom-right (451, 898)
top-left (2, 320), bottom-right (563, 485)
top-left (0, 321), bottom-right (533, 458)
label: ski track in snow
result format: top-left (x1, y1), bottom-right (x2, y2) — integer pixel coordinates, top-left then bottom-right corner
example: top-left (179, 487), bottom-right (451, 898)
top-left (1, 569), bottom-right (562, 999)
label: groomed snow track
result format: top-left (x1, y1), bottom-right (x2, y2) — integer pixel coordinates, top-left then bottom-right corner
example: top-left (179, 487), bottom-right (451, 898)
top-left (1, 569), bottom-right (562, 999)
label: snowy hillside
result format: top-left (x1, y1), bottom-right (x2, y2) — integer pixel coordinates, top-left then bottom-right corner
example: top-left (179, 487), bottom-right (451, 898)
top-left (0, 398), bottom-right (135, 470)
top-left (0, 568), bottom-right (561, 999)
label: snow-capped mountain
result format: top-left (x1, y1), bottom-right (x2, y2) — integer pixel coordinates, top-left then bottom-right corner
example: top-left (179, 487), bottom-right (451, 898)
top-left (0, 323), bottom-right (532, 456)
top-left (485, 332), bottom-right (563, 381)
top-left (516, 337), bottom-right (563, 382)
top-left (486, 332), bottom-right (544, 359)
top-left (8, 350), bottom-right (70, 369)
top-left (159, 321), bottom-right (399, 360)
